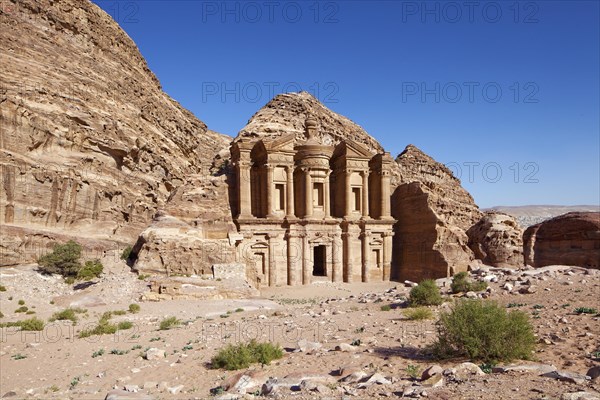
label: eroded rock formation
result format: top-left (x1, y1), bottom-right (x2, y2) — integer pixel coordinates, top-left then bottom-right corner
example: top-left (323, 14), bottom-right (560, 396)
top-left (0, 0), bottom-right (229, 265)
top-left (391, 145), bottom-right (482, 281)
top-left (132, 214), bottom-right (235, 277)
top-left (467, 211), bottom-right (524, 268)
top-left (523, 212), bottom-right (600, 269)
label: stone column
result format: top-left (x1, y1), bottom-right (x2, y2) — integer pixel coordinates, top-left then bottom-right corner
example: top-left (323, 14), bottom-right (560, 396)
top-left (361, 171), bottom-right (369, 218)
top-left (305, 169), bottom-right (313, 218)
top-left (287, 233), bottom-right (300, 286)
top-left (267, 233), bottom-right (279, 286)
top-left (343, 232), bottom-right (353, 283)
top-left (361, 232), bottom-right (370, 282)
top-left (324, 172), bottom-right (331, 218)
top-left (302, 234), bottom-right (311, 285)
top-left (332, 234), bottom-right (343, 283)
top-left (345, 169), bottom-right (352, 217)
top-left (380, 170), bottom-right (391, 218)
top-left (238, 158), bottom-right (252, 218)
top-left (285, 165), bottom-right (295, 218)
top-left (383, 232), bottom-right (393, 281)
top-left (266, 164), bottom-right (275, 218)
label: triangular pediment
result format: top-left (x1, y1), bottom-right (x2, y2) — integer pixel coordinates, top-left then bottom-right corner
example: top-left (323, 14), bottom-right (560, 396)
top-left (333, 140), bottom-right (373, 160)
top-left (263, 134), bottom-right (296, 152)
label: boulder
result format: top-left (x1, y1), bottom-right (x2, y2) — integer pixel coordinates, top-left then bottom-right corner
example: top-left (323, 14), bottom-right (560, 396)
top-left (524, 212), bottom-right (600, 269)
top-left (392, 145), bottom-right (481, 281)
top-left (132, 214), bottom-right (235, 277)
top-left (467, 211), bottom-right (524, 267)
top-left (104, 390), bottom-right (153, 400)
top-left (144, 348), bottom-right (165, 361)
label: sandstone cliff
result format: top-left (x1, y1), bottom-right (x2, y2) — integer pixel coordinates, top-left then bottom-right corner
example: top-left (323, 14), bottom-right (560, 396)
top-left (391, 145), bottom-right (482, 281)
top-left (467, 211), bottom-right (524, 268)
top-left (0, 0), bottom-right (229, 265)
top-left (523, 212), bottom-right (600, 269)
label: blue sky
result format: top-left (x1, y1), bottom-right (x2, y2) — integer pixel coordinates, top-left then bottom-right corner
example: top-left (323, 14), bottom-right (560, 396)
top-left (92, 0), bottom-right (599, 208)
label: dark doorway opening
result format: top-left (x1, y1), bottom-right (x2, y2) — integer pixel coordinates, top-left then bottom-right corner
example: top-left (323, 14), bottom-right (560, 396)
top-left (313, 246), bottom-right (326, 276)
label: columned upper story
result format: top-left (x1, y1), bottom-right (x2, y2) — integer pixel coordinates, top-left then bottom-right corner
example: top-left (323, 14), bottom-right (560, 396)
top-left (230, 116), bottom-right (395, 222)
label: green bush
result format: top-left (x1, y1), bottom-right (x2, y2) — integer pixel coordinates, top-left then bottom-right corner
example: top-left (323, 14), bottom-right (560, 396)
top-left (430, 299), bottom-right (535, 363)
top-left (18, 300), bottom-right (25, 305)
top-left (380, 305), bottom-right (392, 311)
top-left (159, 316), bottom-right (181, 330)
top-left (19, 317), bottom-right (45, 331)
top-left (120, 246), bottom-right (133, 261)
top-left (211, 340), bottom-right (283, 370)
top-left (409, 279), bottom-right (443, 306)
top-left (574, 307), bottom-right (598, 315)
top-left (79, 312), bottom-right (129, 338)
top-left (128, 304), bottom-right (141, 313)
top-left (38, 241), bottom-right (82, 277)
top-left (404, 307), bottom-right (434, 320)
top-left (49, 308), bottom-right (86, 323)
top-left (117, 321), bottom-right (133, 330)
top-left (77, 259), bottom-right (103, 280)
top-left (450, 272), bottom-right (487, 293)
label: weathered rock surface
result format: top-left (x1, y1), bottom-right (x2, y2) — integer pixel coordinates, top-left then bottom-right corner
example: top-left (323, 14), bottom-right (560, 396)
top-left (524, 212), bottom-right (600, 269)
top-left (467, 211), bottom-right (524, 267)
top-left (236, 91), bottom-right (387, 157)
top-left (392, 145), bottom-right (482, 281)
top-left (132, 213), bottom-right (235, 277)
top-left (0, 0), bottom-right (229, 265)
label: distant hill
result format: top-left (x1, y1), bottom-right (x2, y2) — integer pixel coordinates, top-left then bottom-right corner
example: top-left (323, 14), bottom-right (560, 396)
top-left (485, 205), bottom-right (600, 227)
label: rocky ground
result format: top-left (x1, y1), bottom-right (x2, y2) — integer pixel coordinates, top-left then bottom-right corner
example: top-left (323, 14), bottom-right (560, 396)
top-left (0, 258), bottom-right (599, 400)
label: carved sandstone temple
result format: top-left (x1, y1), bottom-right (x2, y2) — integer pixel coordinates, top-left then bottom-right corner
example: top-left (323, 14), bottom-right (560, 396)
top-left (230, 117), bottom-right (396, 287)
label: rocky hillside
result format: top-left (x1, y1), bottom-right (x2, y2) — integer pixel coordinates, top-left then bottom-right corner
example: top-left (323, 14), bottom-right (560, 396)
top-left (0, 0), bottom-right (229, 265)
top-left (487, 205), bottom-right (600, 227)
top-left (237, 92), bottom-right (388, 157)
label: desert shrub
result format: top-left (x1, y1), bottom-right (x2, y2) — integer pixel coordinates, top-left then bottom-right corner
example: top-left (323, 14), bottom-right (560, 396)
top-left (120, 246), bottom-right (132, 260)
top-left (77, 259), bottom-right (103, 280)
top-left (0, 285), bottom-right (6, 291)
top-left (79, 312), bottom-right (129, 338)
top-left (406, 364), bottom-right (419, 380)
top-left (159, 316), bottom-right (181, 330)
top-left (430, 299), bottom-right (535, 363)
top-left (128, 304), bottom-right (141, 313)
top-left (49, 308), bottom-right (86, 323)
top-left (404, 307), bottom-right (434, 320)
top-left (450, 272), bottom-right (487, 293)
top-left (0, 312), bottom-right (3, 318)
top-left (111, 310), bottom-right (127, 316)
top-left (18, 317), bottom-right (45, 331)
top-left (409, 279), bottom-right (443, 306)
top-left (18, 300), bottom-right (25, 305)
top-left (38, 241), bottom-right (82, 277)
top-left (380, 305), bottom-right (392, 311)
top-left (211, 340), bottom-right (283, 370)
top-left (574, 307), bottom-right (598, 315)
top-left (117, 321), bottom-right (133, 330)
top-left (15, 306), bottom-right (28, 313)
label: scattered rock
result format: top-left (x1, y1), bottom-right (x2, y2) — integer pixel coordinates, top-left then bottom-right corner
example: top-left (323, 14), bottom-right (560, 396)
top-left (296, 339), bottom-right (322, 354)
top-left (421, 365), bottom-right (443, 380)
top-left (543, 370), bottom-right (591, 385)
top-left (144, 348), bottom-right (165, 360)
top-left (104, 390), bottom-right (153, 400)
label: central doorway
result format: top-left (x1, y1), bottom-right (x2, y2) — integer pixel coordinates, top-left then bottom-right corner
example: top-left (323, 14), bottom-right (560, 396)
top-left (313, 245), bottom-right (326, 276)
